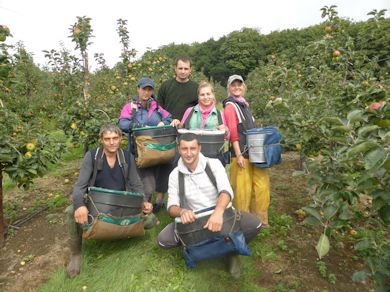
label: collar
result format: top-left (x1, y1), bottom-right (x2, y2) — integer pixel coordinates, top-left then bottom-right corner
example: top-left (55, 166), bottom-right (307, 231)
top-left (177, 153), bottom-right (207, 175)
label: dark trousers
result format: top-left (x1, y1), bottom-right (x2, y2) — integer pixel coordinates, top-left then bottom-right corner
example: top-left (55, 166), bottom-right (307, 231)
top-left (157, 211), bottom-right (261, 249)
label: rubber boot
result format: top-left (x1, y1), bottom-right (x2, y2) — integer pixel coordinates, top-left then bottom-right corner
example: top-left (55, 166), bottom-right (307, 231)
top-left (65, 205), bottom-right (83, 278)
top-left (67, 234), bottom-right (82, 278)
top-left (227, 254), bottom-right (241, 279)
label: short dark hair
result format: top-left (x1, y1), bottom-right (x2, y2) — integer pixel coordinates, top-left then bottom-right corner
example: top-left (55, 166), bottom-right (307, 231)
top-left (99, 124), bottom-right (122, 138)
top-left (175, 56), bottom-right (193, 67)
top-left (178, 132), bottom-right (200, 146)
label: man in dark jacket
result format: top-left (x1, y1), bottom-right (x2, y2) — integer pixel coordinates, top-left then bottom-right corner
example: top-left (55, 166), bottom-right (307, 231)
top-left (66, 124), bottom-right (153, 278)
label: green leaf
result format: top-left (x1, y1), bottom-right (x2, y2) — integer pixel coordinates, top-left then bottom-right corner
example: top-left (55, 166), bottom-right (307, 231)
top-left (338, 205), bottom-right (354, 220)
top-left (347, 110), bottom-right (364, 124)
top-left (364, 148), bottom-right (387, 170)
top-left (354, 239), bottom-right (371, 251)
top-left (321, 117), bottom-right (344, 126)
top-left (324, 205), bottom-right (338, 220)
top-left (347, 141), bottom-right (379, 158)
top-left (381, 153), bottom-right (390, 170)
top-left (302, 206), bottom-right (322, 222)
top-left (379, 205), bottom-right (390, 225)
top-left (316, 234), bottom-right (330, 259)
top-left (303, 216), bottom-right (321, 226)
top-left (352, 270), bottom-right (369, 282)
top-left (358, 125), bottom-right (379, 138)
top-left (292, 170), bottom-right (305, 177)
top-left (331, 125), bottom-right (350, 133)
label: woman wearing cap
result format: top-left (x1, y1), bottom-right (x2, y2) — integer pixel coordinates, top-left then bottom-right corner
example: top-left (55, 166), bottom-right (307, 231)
top-left (119, 77), bottom-right (175, 207)
top-left (223, 75), bottom-right (270, 226)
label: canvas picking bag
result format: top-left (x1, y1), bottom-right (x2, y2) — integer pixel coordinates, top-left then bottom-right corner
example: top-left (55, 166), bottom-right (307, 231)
top-left (83, 187), bottom-right (145, 240)
top-left (132, 125), bottom-right (177, 168)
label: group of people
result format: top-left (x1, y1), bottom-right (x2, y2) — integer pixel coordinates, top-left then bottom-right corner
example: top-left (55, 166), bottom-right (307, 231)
top-left (66, 56), bottom-right (271, 279)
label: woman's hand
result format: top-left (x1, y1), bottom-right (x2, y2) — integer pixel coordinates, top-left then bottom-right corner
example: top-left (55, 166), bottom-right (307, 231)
top-left (236, 154), bottom-right (245, 169)
top-left (157, 121), bottom-right (165, 127)
top-left (217, 124), bottom-right (227, 132)
top-left (170, 119), bottom-right (181, 127)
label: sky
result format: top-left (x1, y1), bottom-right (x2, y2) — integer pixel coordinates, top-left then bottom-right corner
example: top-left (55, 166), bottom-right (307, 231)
top-left (1, 0), bottom-right (389, 69)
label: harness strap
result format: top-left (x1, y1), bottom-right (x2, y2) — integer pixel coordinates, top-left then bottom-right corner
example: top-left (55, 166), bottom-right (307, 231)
top-left (184, 107), bottom-right (223, 129)
top-left (178, 160), bottom-right (217, 209)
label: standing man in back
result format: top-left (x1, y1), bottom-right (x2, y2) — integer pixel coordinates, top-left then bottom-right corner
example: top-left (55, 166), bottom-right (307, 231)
top-left (154, 56), bottom-right (199, 212)
top-left (158, 56), bottom-right (199, 120)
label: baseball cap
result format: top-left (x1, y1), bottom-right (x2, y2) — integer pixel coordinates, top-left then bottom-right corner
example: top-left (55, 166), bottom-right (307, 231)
top-left (137, 77), bottom-right (155, 89)
top-left (227, 75), bottom-right (244, 87)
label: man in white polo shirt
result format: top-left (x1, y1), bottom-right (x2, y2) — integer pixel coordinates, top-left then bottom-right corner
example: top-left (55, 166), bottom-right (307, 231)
top-left (157, 132), bottom-right (262, 278)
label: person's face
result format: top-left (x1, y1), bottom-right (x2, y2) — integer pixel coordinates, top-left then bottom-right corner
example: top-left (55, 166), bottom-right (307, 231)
top-left (228, 80), bottom-right (244, 97)
top-left (101, 131), bottom-right (121, 154)
top-left (175, 60), bottom-right (192, 82)
top-left (137, 86), bottom-right (154, 101)
top-left (198, 86), bottom-right (215, 108)
top-left (178, 139), bottom-right (201, 168)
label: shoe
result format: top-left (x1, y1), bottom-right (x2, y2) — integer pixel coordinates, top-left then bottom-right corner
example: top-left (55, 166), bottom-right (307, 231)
top-left (153, 202), bottom-right (165, 214)
top-left (227, 254), bottom-right (241, 279)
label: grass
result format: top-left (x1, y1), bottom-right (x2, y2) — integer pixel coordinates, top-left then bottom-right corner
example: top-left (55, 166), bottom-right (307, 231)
top-left (38, 208), bottom-right (277, 292)
top-left (38, 201), bottom-right (298, 291)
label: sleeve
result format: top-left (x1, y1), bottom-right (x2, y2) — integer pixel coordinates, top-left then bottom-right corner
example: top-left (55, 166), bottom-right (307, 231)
top-left (223, 104), bottom-right (239, 142)
top-left (119, 103), bottom-right (133, 133)
top-left (158, 105), bottom-right (173, 124)
top-left (211, 159), bottom-right (234, 200)
top-left (126, 152), bottom-right (145, 195)
top-left (180, 107), bottom-right (193, 127)
top-left (119, 118), bottom-right (132, 133)
top-left (166, 168), bottom-right (180, 210)
top-left (72, 152), bottom-right (93, 209)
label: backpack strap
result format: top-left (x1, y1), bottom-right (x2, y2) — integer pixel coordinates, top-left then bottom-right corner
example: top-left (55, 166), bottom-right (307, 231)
top-left (226, 101), bottom-right (246, 130)
top-left (216, 109), bottom-right (223, 125)
top-left (183, 107), bottom-right (195, 129)
top-left (117, 149), bottom-right (129, 189)
top-left (178, 160), bottom-right (217, 209)
top-left (89, 147), bottom-right (104, 187)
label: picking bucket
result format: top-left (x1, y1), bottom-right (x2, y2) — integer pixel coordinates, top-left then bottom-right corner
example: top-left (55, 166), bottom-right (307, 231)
top-left (178, 129), bottom-right (225, 158)
top-left (86, 187), bottom-right (144, 218)
top-left (246, 128), bottom-right (266, 163)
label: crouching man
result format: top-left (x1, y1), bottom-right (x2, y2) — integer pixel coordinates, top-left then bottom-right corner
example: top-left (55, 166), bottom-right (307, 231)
top-left (66, 124), bottom-right (155, 278)
top-left (157, 133), bottom-right (262, 278)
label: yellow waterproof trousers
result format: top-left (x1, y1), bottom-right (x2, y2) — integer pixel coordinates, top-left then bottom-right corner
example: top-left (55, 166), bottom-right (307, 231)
top-left (230, 157), bottom-right (270, 225)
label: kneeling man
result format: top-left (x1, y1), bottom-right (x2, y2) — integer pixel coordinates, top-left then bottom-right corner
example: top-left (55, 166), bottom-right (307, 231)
top-left (66, 124), bottom-right (154, 278)
top-left (157, 133), bottom-right (262, 278)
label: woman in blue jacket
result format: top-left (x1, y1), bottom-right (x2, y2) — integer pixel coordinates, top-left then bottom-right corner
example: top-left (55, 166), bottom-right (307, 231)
top-left (119, 77), bottom-right (175, 205)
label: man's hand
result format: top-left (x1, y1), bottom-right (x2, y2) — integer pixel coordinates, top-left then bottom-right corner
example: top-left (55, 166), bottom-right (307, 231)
top-left (204, 209), bottom-right (224, 232)
top-left (143, 202), bottom-right (153, 214)
top-left (74, 206), bottom-right (89, 225)
top-left (180, 209), bottom-right (196, 224)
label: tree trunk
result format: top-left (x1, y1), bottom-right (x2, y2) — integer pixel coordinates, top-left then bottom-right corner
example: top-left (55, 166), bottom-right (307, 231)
top-left (0, 167), bottom-right (4, 243)
top-left (82, 50), bottom-right (89, 103)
